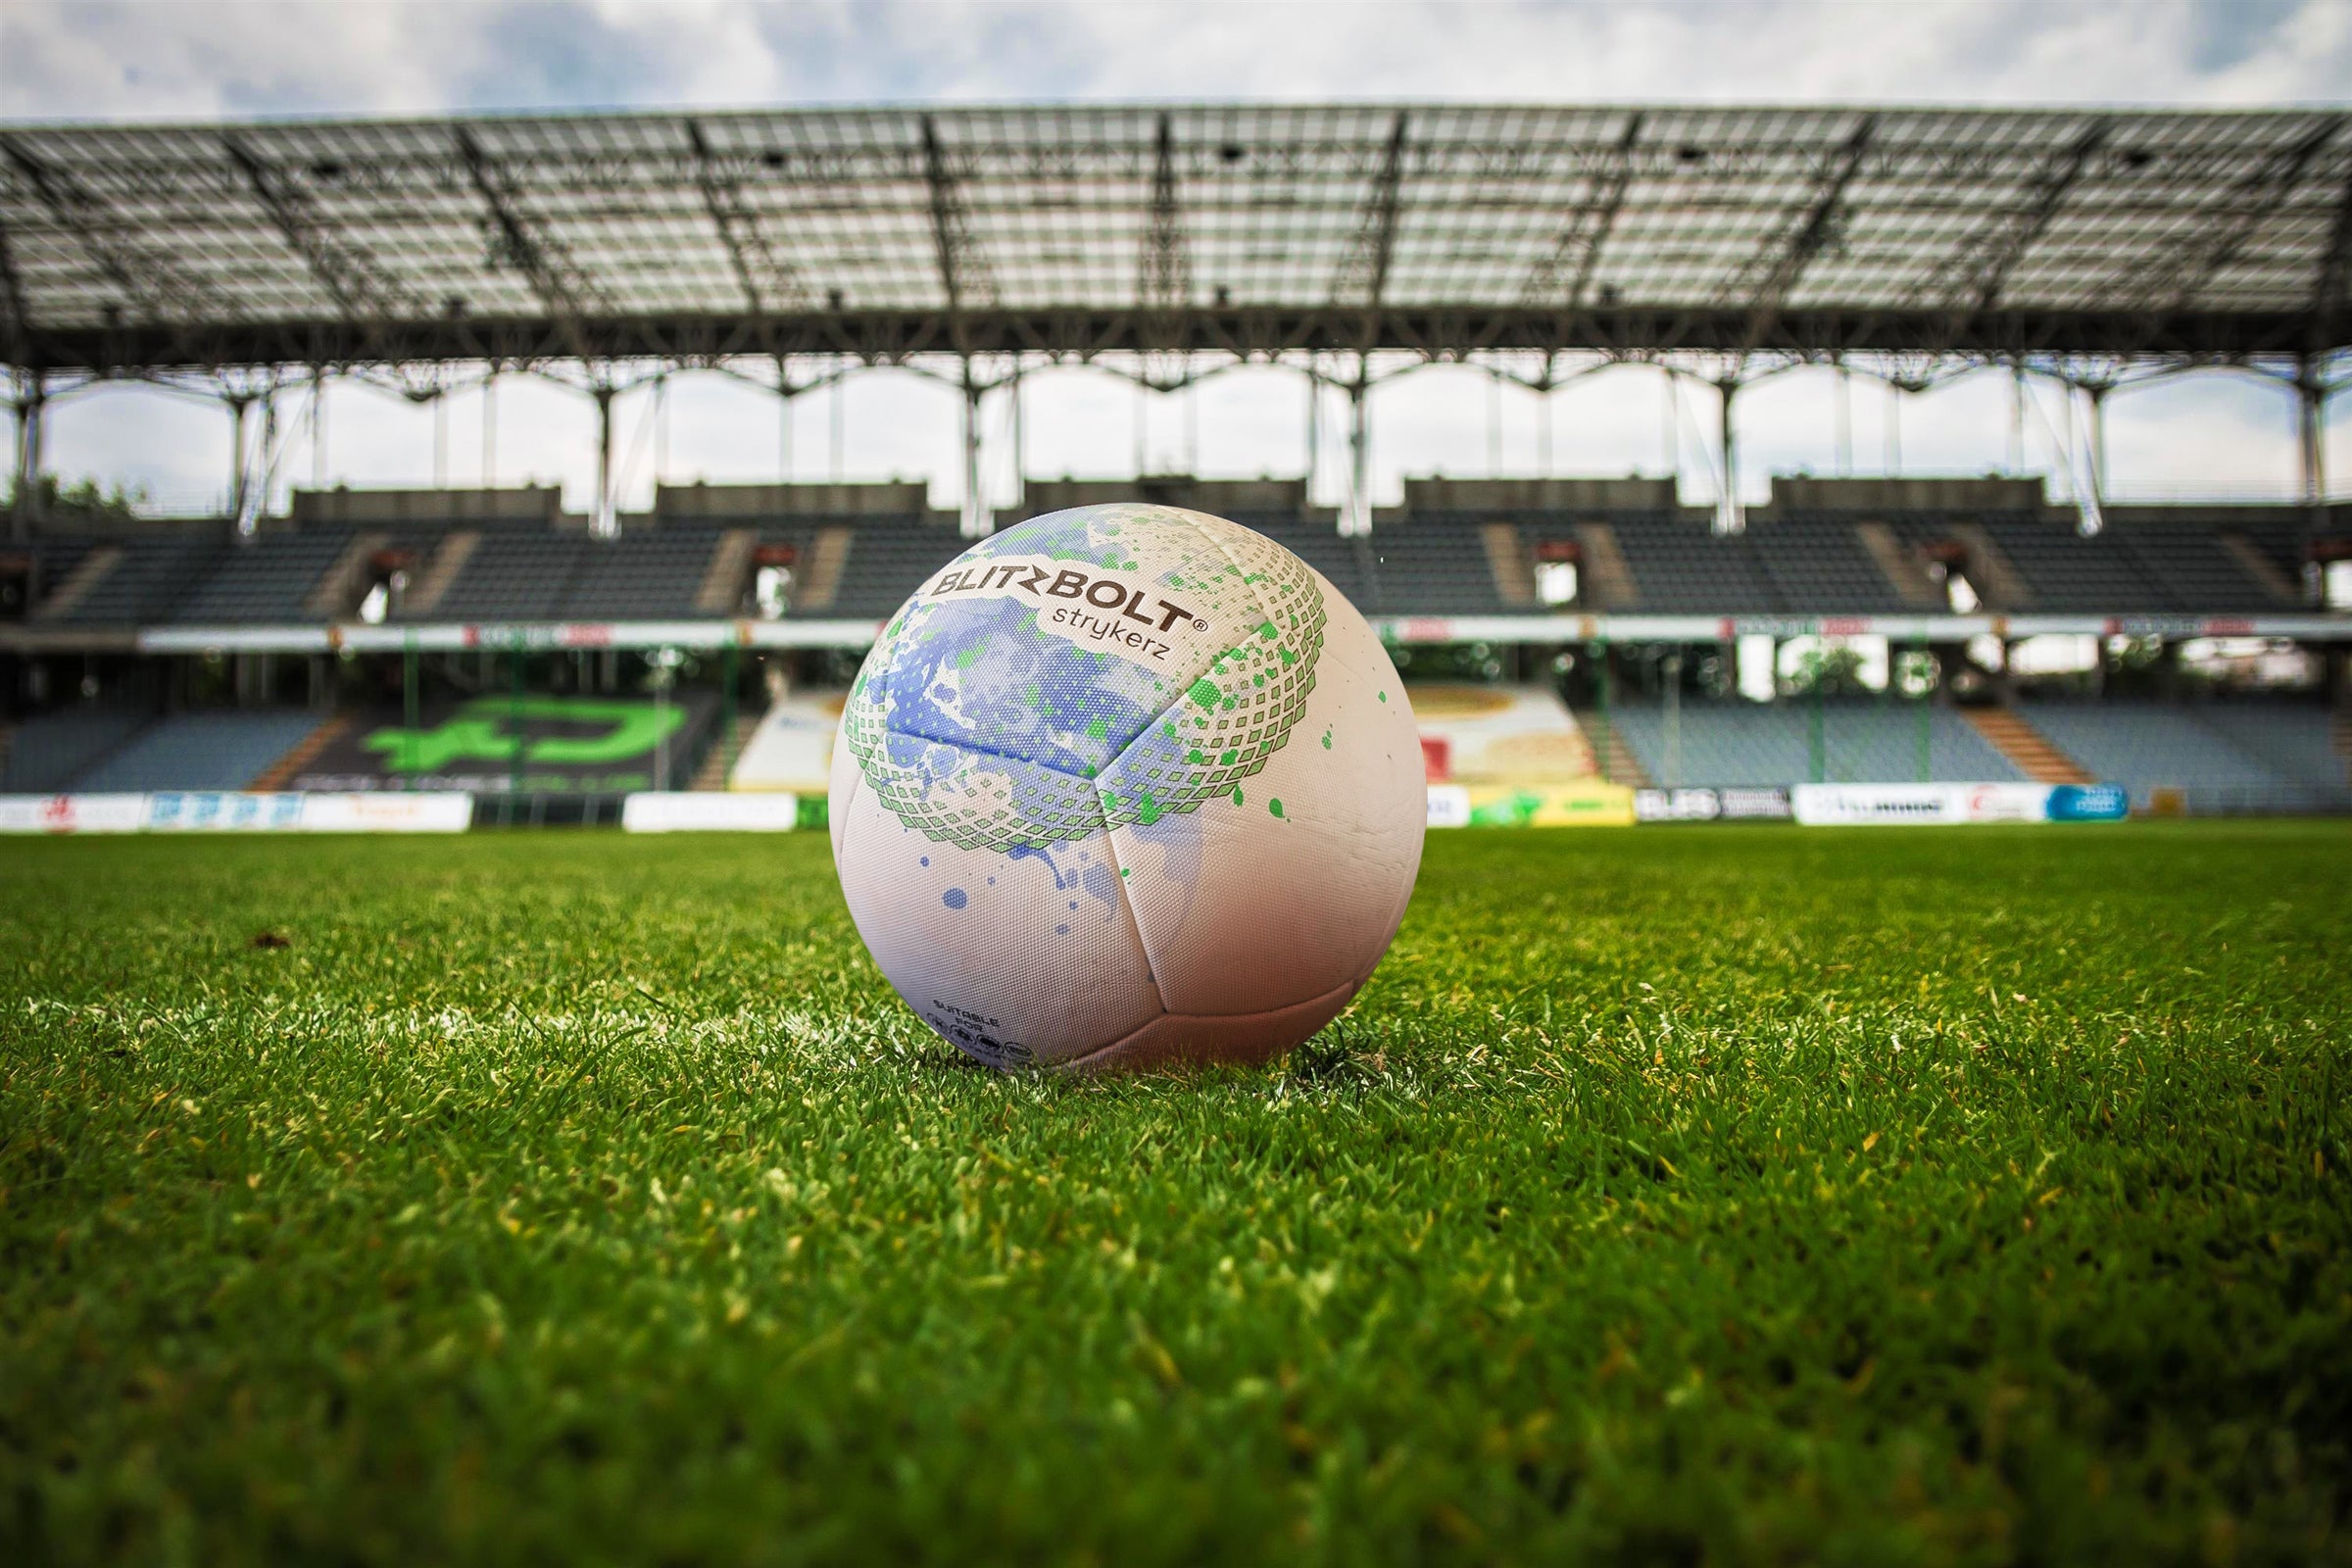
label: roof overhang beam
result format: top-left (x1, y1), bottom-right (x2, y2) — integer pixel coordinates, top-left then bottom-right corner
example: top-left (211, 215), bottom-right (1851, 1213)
top-left (222, 134), bottom-right (415, 331)
top-left (1730, 116), bottom-right (1878, 358)
top-left (1522, 113), bottom-right (1643, 311)
top-left (1333, 111), bottom-right (1410, 348)
top-left (2309, 144), bottom-right (2352, 359)
top-left (685, 120), bottom-right (805, 323)
top-left (919, 114), bottom-right (994, 339)
top-left (1138, 111), bottom-right (1193, 352)
top-left (1907, 122), bottom-right (2108, 356)
top-left (0, 133), bottom-right (206, 326)
top-left (454, 126), bottom-right (606, 364)
top-left (2129, 115), bottom-right (2345, 319)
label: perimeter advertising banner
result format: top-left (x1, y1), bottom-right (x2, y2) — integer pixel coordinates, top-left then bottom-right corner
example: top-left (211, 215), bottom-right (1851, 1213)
top-left (726, 691), bottom-right (849, 794)
top-left (1635, 787), bottom-right (1794, 823)
top-left (0, 793), bottom-right (474, 833)
top-left (291, 693), bottom-right (715, 795)
top-left (1406, 683), bottom-right (1596, 784)
top-left (0, 794), bottom-right (148, 834)
top-left (1427, 782), bottom-right (1637, 828)
top-left (621, 793), bottom-right (808, 832)
top-left (1791, 782), bottom-right (2129, 825)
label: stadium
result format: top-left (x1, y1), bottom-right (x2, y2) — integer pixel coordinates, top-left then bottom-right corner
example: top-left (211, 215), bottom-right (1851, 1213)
top-left (4, 72), bottom-right (2351, 1567)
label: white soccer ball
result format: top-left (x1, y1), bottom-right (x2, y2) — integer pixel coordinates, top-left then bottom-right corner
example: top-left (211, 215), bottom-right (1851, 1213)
top-left (829, 503), bottom-right (1425, 1071)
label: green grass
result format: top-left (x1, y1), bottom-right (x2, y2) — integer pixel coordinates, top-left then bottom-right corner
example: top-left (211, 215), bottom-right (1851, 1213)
top-left (3, 823), bottom-right (2349, 1566)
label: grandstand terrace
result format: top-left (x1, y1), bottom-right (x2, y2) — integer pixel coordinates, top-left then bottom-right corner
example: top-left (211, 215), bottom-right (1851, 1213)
top-left (2, 102), bottom-right (2348, 809)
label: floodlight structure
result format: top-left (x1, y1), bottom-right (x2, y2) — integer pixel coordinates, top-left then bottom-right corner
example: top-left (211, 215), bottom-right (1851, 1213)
top-left (2, 102), bottom-right (2349, 541)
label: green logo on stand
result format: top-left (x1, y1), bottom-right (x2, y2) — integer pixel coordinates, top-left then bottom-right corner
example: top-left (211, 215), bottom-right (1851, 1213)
top-left (363, 698), bottom-right (686, 772)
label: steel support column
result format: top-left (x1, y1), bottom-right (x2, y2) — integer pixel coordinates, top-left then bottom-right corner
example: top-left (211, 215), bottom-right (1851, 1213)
top-left (1303, 368), bottom-right (1320, 498)
top-left (2074, 381), bottom-right (2110, 538)
top-left (227, 395), bottom-right (252, 530)
top-left (1836, 363), bottom-right (1852, 476)
top-left (2008, 364), bottom-right (2026, 474)
top-left (1345, 378), bottom-right (1371, 537)
top-left (11, 376), bottom-right (43, 541)
top-left (1537, 373), bottom-right (1554, 477)
top-left (2297, 361), bottom-right (2327, 505)
top-left (777, 374), bottom-right (793, 482)
top-left (1714, 379), bottom-right (1742, 535)
top-left (1009, 365), bottom-right (1025, 514)
top-left (591, 384), bottom-right (616, 539)
top-left (2089, 383), bottom-right (2111, 503)
top-left (312, 366), bottom-right (328, 489)
top-left (238, 390), bottom-right (276, 541)
top-left (959, 367), bottom-right (989, 538)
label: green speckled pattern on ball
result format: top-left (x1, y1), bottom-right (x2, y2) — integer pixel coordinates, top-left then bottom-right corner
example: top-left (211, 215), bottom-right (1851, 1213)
top-left (843, 505), bottom-right (1327, 856)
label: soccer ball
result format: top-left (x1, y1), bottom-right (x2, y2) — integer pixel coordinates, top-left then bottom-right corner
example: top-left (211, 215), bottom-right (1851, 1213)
top-left (829, 503), bottom-right (1425, 1071)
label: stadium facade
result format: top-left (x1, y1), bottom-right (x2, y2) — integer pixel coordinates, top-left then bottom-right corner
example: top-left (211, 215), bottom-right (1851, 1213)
top-left (2, 104), bottom-right (2348, 818)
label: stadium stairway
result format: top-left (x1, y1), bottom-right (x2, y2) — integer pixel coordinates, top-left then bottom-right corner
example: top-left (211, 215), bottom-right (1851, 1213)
top-left (1963, 707), bottom-right (2093, 784)
top-left (31, 544), bottom-right (123, 621)
top-left (71, 711), bottom-right (330, 793)
top-left (0, 705), bottom-right (152, 792)
top-left (1568, 707), bottom-right (1653, 787)
top-left (249, 712), bottom-right (352, 790)
top-left (401, 531), bottom-right (479, 614)
top-left (689, 711), bottom-right (759, 792)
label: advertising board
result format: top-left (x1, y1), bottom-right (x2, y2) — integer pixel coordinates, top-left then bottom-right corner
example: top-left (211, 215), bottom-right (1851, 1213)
top-left (620, 793), bottom-right (806, 832)
top-left (0, 793), bottom-right (474, 833)
top-left (726, 692), bottom-right (848, 794)
top-left (0, 794), bottom-right (150, 833)
top-left (1634, 786), bottom-right (1794, 823)
top-left (290, 694), bottom-right (714, 795)
top-left (1427, 782), bottom-right (1636, 828)
top-left (1404, 683), bottom-right (1595, 784)
top-left (1791, 783), bottom-right (2130, 825)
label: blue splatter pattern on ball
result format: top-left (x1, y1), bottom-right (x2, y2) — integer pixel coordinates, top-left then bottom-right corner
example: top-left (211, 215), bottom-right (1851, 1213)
top-left (843, 504), bottom-right (1326, 856)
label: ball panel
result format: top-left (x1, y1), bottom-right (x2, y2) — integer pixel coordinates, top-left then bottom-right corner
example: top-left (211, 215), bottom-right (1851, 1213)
top-left (858, 505), bottom-right (1284, 783)
top-left (832, 738), bottom-right (1161, 1068)
top-left (1061, 976), bottom-right (1363, 1074)
top-left (829, 504), bottom-right (1425, 1074)
top-left (1102, 570), bottom-right (1425, 1017)
top-left (844, 505), bottom-right (1332, 856)
top-left (826, 690), bottom-right (862, 864)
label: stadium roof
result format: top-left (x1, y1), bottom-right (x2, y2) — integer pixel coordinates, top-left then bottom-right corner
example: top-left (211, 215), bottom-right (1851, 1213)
top-left (2, 102), bottom-right (2350, 375)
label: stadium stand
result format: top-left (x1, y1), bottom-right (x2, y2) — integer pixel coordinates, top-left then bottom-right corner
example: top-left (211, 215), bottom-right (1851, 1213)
top-left (2016, 701), bottom-right (2346, 811)
top-left (2111, 519), bottom-right (2296, 612)
top-left (0, 704), bottom-right (150, 792)
top-left (401, 528), bottom-right (745, 623)
top-left (1362, 517), bottom-right (1514, 614)
top-left (67, 710), bottom-right (329, 793)
top-left (1608, 701), bottom-right (2030, 788)
top-left (24, 539), bottom-right (96, 612)
top-left (557, 527), bottom-right (729, 620)
top-left (45, 534), bottom-right (229, 625)
top-left (169, 530), bottom-right (359, 623)
top-left (403, 533), bottom-right (584, 622)
top-left (1750, 518), bottom-right (1916, 614)
top-left (13, 478), bottom-right (2337, 630)
top-left (2189, 705), bottom-right (2352, 796)
top-left (813, 517), bottom-right (967, 619)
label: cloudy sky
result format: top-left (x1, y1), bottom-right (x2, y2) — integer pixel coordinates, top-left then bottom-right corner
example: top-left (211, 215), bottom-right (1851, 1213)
top-left (4, 0), bottom-right (2348, 517)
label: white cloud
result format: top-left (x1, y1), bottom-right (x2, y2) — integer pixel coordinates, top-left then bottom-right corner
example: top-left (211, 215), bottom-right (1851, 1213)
top-left (4, 0), bottom-right (2346, 512)
top-left (9, 0), bottom-right (2349, 121)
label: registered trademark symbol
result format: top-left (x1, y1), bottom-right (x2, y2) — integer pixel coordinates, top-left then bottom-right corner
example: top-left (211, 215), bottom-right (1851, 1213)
top-left (1192, 617), bottom-right (1208, 630)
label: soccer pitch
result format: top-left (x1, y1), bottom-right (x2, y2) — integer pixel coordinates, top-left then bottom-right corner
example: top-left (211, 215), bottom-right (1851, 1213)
top-left (4, 824), bottom-right (2347, 1564)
